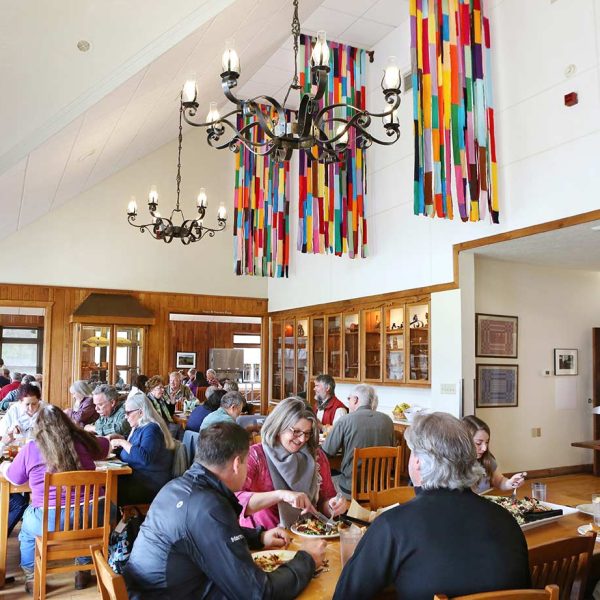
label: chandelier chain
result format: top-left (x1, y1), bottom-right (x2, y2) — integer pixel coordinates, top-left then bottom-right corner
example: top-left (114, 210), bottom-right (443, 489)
top-left (175, 102), bottom-right (183, 212)
top-left (291, 0), bottom-right (300, 89)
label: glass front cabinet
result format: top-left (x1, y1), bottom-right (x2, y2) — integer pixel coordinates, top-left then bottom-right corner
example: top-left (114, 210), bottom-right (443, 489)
top-left (73, 323), bottom-right (145, 387)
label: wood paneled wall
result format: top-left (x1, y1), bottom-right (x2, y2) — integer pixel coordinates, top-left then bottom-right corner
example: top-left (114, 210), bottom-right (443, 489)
top-left (0, 315), bottom-right (45, 327)
top-left (0, 283), bottom-right (267, 408)
top-left (168, 321), bottom-right (261, 374)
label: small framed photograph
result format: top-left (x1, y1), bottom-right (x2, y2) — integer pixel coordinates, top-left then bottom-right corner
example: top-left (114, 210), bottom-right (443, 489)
top-left (554, 349), bottom-right (578, 376)
top-left (476, 364), bottom-right (519, 408)
top-left (476, 313), bottom-right (518, 358)
top-left (176, 351), bottom-right (196, 369)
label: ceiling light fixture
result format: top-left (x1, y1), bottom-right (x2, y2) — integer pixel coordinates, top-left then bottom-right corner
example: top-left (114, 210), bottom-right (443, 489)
top-left (126, 99), bottom-right (227, 244)
top-left (180, 0), bottom-right (402, 164)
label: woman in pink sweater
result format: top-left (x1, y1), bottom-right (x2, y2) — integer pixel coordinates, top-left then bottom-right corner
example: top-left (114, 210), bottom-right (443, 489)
top-left (236, 397), bottom-right (347, 530)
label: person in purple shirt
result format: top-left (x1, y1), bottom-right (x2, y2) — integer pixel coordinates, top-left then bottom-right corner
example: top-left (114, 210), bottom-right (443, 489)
top-left (64, 380), bottom-right (98, 428)
top-left (1, 405), bottom-right (110, 593)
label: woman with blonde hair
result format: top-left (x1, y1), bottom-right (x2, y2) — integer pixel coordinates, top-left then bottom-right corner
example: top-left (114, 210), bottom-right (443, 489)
top-left (110, 393), bottom-right (175, 505)
top-left (462, 415), bottom-right (527, 493)
top-left (236, 397), bottom-right (347, 529)
top-left (2, 404), bottom-right (109, 592)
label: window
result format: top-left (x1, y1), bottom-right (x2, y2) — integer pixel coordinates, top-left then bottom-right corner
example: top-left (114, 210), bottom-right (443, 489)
top-left (233, 334), bottom-right (261, 345)
top-left (0, 327), bottom-right (43, 374)
top-left (233, 333), bottom-right (261, 382)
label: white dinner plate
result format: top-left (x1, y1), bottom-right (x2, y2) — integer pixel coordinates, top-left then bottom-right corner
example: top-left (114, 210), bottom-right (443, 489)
top-left (291, 523), bottom-right (340, 539)
top-left (519, 501), bottom-right (578, 531)
top-left (252, 550), bottom-right (296, 571)
top-left (576, 503), bottom-right (595, 517)
top-left (577, 523), bottom-right (600, 541)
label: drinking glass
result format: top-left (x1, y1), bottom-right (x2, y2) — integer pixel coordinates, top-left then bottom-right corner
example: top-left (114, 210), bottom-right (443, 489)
top-left (531, 482), bottom-right (547, 502)
top-left (592, 494), bottom-right (600, 528)
top-left (340, 525), bottom-right (364, 567)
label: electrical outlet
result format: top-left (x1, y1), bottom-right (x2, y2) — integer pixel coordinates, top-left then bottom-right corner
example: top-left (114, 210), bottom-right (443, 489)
top-left (440, 383), bottom-right (456, 395)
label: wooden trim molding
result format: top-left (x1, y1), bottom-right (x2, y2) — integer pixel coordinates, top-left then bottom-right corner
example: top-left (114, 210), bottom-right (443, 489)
top-left (506, 464), bottom-right (593, 479)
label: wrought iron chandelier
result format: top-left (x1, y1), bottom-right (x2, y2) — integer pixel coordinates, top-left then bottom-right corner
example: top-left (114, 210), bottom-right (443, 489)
top-left (180, 0), bottom-right (402, 164)
top-left (126, 99), bottom-right (227, 244)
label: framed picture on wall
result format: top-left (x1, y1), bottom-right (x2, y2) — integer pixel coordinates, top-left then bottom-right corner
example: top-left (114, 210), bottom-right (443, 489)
top-left (476, 364), bottom-right (518, 408)
top-left (176, 351), bottom-right (196, 369)
top-left (475, 313), bottom-right (518, 358)
top-left (554, 348), bottom-right (578, 375)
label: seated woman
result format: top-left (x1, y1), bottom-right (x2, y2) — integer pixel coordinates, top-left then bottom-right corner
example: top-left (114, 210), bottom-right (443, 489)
top-left (65, 380), bottom-right (97, 427)
top-left (185, 388), bottom-right (226, 432)
top-left (1, 404), bottom-right (109, 593)
top-left (145, 375), bottom-right (178, 436)
top-left (462, 415), bottom-right (527, 493)
top-left (110, 393), bottom-right (175, 506)
top-left (236, 397), bottom-right (348, 529)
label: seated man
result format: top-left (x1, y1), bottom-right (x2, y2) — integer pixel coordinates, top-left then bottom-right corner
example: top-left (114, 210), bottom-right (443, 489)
top-left (84, 384), bottom-right (131, 438)
top-left (185, 388), bottom-right (225, 432)
top-left (333, 412), bottom-right (530, 600)
top-left (0, 371), bottom-right (23, 408)
top-left (200, 391), bottom-right (244, 430)
top-left (322, 384), bottom-right (395, 498)
top-left (124, 422), bottom-right (325, 599)
top-left (314, 374), bottom-right (347, 427)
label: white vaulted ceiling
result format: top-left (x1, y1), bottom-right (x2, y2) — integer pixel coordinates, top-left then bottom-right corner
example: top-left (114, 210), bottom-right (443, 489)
top-left (0, 0), bottom-right (408, 240)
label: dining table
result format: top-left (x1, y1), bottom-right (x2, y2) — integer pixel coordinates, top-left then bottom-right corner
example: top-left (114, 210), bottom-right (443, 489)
top-left (0, 459), bottom-right (132, 588)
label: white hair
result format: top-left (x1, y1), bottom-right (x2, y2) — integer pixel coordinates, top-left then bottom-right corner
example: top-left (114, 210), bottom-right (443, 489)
top-left (352, 384), bottom-right (378, 410)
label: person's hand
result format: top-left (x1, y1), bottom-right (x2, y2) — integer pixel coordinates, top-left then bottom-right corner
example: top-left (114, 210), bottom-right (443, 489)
top-left (278, 490), bottom-right (316, 515)
top-left (328, 493), bottom-right (348, 517)
top-left (507, 471), bottom-right (527, 489)
top-left (261, 527), bottom-right (290, 549)
top-left (110, 438), bottom-right (123, 450)
top-left (2, 430), bottom-right (15, 445)
top-left (300, 539), bottom-right (327, 569)
top-left (107, 433), bottom-right (125, 441)
top-left (83, 424), bottom-right (96, 433)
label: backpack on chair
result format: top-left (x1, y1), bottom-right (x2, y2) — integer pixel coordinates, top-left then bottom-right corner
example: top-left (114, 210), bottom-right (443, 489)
top-left (107, 506), bottom-right (145, 574)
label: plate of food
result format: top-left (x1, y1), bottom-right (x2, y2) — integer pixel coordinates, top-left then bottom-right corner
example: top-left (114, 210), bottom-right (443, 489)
top-left (252, 550), bottom-right (296, 572)
top-left (291, 517), bottom-right (342, 539)
top-left (484, 495), bottom-right (577, 530)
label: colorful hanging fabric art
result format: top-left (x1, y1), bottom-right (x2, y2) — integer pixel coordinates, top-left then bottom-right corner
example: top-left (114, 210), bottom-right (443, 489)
top-left (233, 106), bottom-right (291, 277)
top-left (297, 34), bottom-right (368, 258)
top-left (411, 0), bottom-right (498, 223)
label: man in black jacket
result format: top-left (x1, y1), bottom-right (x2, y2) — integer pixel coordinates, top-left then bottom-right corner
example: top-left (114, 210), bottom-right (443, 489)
top-left (124, 422), bottom-right (325, 599)
top-left (333, 412), bottom-right (531, 600)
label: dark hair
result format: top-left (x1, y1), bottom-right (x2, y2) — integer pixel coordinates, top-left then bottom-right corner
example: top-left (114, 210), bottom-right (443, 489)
top-left (462, 415), bottom-right (495, 483)
top-left (205, 388), bottom-right (226, 412)
top-left (18, 383), bottom-right (41, 401)
top-left (196, 371), bottom-right (209, 386)
top-left (315, 373), bottom-right (335, 395)
top-left (134, 374), bottom-right (149, 391)
top-left (35, 405), bottom-right (102, 472)
top-left (195, 422), bottom-right (250, 467)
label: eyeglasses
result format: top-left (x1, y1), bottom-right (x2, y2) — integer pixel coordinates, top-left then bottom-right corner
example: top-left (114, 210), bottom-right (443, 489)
top-left (125, 408), bottom-right (141, 416)
top-left (287, 427), bottom-right (313, 440)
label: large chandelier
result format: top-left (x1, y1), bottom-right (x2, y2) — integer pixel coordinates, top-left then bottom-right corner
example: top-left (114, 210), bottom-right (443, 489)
top-left (126, 100), bottom-right (227, 244)
top-left (180, 0), bottom-right (402, 164)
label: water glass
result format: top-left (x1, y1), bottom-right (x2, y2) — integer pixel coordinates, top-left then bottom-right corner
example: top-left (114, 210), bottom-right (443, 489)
top-left (340, 525), bottom-right (364, 567)
top-left (531, 482), bottom-right (547, 502)
top-left (592, 494), bottom-right (600, 528)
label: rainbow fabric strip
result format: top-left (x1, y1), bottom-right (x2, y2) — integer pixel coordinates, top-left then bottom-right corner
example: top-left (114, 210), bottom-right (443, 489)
top-left (297, 34), bottom-right (368, 258)
top-left (233, 107), bottom-right (291, 277)
top-left (411, 0), bottom-right (498, 222)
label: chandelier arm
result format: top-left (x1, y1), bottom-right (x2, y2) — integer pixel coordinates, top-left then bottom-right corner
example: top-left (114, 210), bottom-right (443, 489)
top-left (222, 78), bottom-right (244, 106)
top-left (358, 129), bottom-right (401, 146)
top-left (234, 135), bottom-right (277, 157)
top-left (311, 67), bottom-right (330, 103)
top-left (182, 106), bottom-right (242, 129)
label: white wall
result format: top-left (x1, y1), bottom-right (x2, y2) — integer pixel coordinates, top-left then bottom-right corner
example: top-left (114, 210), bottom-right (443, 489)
top-left (0, 127), bottom-right (268, 299)
top-left (469, 257), bottom-right (600, 472)
top-left (268, 0), bottom-right (600, 311)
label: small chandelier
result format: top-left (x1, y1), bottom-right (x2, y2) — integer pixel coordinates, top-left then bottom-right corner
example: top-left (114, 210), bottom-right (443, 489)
top-left (180, 0), bottom-right (402, 164)
top-left (126, 99), bottom-right (227, 244)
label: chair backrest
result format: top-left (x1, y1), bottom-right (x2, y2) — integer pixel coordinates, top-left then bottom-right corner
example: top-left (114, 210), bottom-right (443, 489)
top-left (351, 446), bottom-right (401, 503)
top-left (171, 439), bottom-right (189, 476)
top-left (528, 533), bottom-right (596, 600)
top-left (434, 584), bottom-right (559, 600)
top-left (42, 469), bottom-right (112, 553)
top-left (394, 429), bottom-right (411, 484)
top-left (369, 485), bottom-right (415, 510)
top-left (90, 544), bottom-right (129, 600)
top-left (182, 429), bottom-right (200, 464)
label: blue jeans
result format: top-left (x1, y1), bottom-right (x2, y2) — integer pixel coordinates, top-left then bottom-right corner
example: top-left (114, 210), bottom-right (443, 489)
top-left (8, 492), bottom-right (29, 536)
top-left (19, 501), bottom-right (103, 570)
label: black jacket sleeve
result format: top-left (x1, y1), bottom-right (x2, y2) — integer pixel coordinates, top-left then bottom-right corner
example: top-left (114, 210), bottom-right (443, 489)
top-left (189, 502), bottom-right (315, 600)
top-left (241, 525), bottom-right (264, 551)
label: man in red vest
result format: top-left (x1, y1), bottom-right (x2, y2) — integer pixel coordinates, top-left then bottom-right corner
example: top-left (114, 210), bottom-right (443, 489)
top-left (314, 374), bottom-right (347, 428)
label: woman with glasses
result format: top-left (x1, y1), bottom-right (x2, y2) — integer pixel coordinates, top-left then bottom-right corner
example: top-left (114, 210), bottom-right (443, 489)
top-left (145, 375), bottom-right (175, 425)
top-left (236, 397), bottom-right (348, 530)
top-left (110, 393), bottom-right (175, 505)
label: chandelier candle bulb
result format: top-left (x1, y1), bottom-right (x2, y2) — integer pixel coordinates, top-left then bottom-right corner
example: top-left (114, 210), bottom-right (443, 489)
top-left (217, 203), bottom-right (227, 221)
top-left (311, 31), bottom-right (330, 67)
top-left (148, 186), bottom-right (159, 206)
top-left (197, 188), bottom-right (208, 209)
top-left (222, 39), bottom-right (240, 75)
top-left (206, 102), bottom-right (220, 123)
top-left (336, 124), bottom-right (349, 145)
top-left (383, 56), bottom-right (401, 91)
top-left (127, 197), bottom-right (138, 216)
top-left (182, 80), bottom-right (198, 104)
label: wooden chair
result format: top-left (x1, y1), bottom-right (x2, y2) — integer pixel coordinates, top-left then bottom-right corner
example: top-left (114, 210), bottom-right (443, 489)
top-left (90, 544), bottom-right (129, 600)
top-left (433, 584), bottom-right (559, 599)
top-left (528, 532), bottom-right (596, 600)
top-left (369, 485), bottom-right (415, 509)
top-left (33, 470), bottom-right (112, 600)
top-left (351, 446), bottom-right (402, 504)
top-left (394, 429), bottom-right (411, 484)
